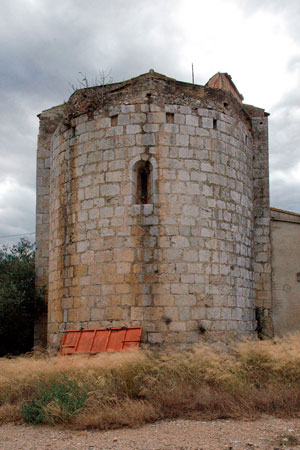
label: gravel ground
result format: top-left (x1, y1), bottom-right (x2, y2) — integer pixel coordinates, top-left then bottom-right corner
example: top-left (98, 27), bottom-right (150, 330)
top-left (1, 417), bottom-right (300, 449)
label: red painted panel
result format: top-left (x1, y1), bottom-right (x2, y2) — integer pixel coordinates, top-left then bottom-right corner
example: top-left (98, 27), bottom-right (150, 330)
top-left (90, 330), bottom-right (109, 353)
top-left (123, 327), bottom-right (143, 349)
top-left (76, 330), bottom-right (94, 353)
top-left (60, 327), bottom-right (142, 354)
top-left (107, 329), bottom-right (126, 352)
top-left (60, 330), bottom-right (79, 354)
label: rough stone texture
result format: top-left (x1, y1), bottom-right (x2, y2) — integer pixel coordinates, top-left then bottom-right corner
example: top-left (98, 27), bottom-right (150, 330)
top-left (206, 72), bottom-right (244, 103)
top-left (35, 105), bottom-right (64, 346)
top-left (35, 71), bottom-right (272, 349)
top-left (271, 208), bottom-right (300, 336)
top-left (244, 105), bottom-right (273, 338)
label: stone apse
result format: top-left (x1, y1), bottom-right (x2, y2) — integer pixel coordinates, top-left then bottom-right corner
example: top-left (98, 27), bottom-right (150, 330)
top-left (35, 71), bottom-right (272, 349)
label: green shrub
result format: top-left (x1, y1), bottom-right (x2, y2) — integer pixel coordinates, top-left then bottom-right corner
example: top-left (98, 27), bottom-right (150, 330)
top-left (0, 239), bottom-right (45, 356)
top-left (22, 377), bottom-right (87, 424)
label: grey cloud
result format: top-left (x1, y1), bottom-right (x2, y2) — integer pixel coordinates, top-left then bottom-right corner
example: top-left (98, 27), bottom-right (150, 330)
top-left (270, 181), bottom-right (300, 213)
top-left (0, 0), bottom-right (184, 245)
top-left (269, 84), bottom-right (300, 212)
top-left (0, 0), bottom-right (299, 245)
top-left (0, 0), bottom-right (184, 244)
top-left (0, 181), bottom-right (35, 248)
top-left (236, 0), bottom-right (300, 212)
top-left (238, 0), bottom-right (300, 42)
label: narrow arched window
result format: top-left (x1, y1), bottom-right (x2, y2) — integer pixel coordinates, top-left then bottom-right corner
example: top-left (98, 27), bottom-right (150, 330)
top-left (135, 160), bottom-right (152, 204)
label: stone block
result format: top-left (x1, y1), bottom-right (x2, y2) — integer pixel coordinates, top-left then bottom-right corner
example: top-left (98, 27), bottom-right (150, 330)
top-left (171, 284), bottom-right (189, 294)
top-left (162, 124), bottom-right (179, 133)
top-left (143, 123), bottom-right (159, 133)
top-left (121, 104), bottom-right (135, 113)
top-left (117, 114), bottom-right (130, 125)
top-left (126, 124), bottom-right (141, 134)
top-left (77, 241), bottom-right (89, 253)
top-left (104, 307), bottom-right (123, 320)
top-left (180, 125), bottom-right (195, 135)
top-left (106, 126), bottom-right (123, 136)
top-left (206, 307), bottom-right (221, 320)
top-left (169, 321), bottom-right (186, 332)
top-left (106, 171), bottom-right (122, 182)
top-left (186, 115), bottom-right (198, 127)
top-left (163, 307), bottom-right (179, 320)
top-left (148, 112), bottom-right (165, 123)
top-left (174, 295), bottom-right (196, 306)
top-left (183, 204), bottom-right (199, 217)
top-left (154, 295), bottom-right (174, 306)
top-left (176, 134), bottom-right (189, 147)
top-left (202, 117), bottom-right (213, 129)
top-left (178, 307), bottom-right (191, 321)
top-left (178, 170), bottom-right (190, 181)
top-left (116, 262), bottom-right (131, 274)
top-left (131, 307), bottom-right (144, 320)
top-left (179, 148), bottom-right (193, 158)
top-left (142, 134), bottom-right (156, 146)
top-left (114, 248), bottom-right (135, 262)
top-left (100, 139), bottom-right (114, 151)
top-left (109, 160), bottom-right (126, 170)
top-left (100, 184), bottom-right (120, 196)
top-left (179, 106), bottom-right (191, 114)
top-left (148, 332), bottom-right (163, 344)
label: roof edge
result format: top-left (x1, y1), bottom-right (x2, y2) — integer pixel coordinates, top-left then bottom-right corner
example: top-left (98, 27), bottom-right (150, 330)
top-left (271, 207), bottom-right (300, 224)
top-left (206, 72), bottom-right (244, 103)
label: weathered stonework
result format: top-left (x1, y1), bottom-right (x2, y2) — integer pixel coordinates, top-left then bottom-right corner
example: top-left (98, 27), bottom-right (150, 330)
top-left (271, 208), bottom-right (300, 336)
top-left (35, 105), bottom-right (64, 345)
top-left (35, 71), bottom-right (272, 349)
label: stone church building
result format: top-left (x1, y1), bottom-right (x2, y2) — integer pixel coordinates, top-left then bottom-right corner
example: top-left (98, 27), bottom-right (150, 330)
top-left (35, 70), bottom-right (300, 349)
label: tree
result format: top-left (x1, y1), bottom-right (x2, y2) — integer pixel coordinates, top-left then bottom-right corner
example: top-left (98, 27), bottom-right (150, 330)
top-left (0, 239), bottom-right (45, 356)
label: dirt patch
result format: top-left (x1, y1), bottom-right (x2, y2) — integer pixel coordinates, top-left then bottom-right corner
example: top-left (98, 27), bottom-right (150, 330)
top-left (1, 417), bottom-right (300, 449)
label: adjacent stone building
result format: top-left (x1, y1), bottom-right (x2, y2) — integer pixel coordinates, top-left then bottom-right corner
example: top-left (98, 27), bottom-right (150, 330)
top-left (35, 70), bottom-right (274, 349)
top-left (271, 208), bottom-right (300, 336)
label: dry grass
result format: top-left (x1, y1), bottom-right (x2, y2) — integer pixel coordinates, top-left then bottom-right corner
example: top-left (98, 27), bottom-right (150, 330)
top-left (1, 334), bottom-right (300, 429)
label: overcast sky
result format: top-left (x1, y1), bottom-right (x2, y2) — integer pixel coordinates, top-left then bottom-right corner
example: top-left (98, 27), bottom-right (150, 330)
top-left (0, 0), bottom-right (299, 247)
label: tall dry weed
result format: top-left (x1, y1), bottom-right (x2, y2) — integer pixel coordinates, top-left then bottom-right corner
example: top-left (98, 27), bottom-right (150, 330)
top-left (1, 335), bottom-right (300, 429)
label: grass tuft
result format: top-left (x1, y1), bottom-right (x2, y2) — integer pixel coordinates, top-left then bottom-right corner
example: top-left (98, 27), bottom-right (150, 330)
top-left (22, 377), bottom-right (87, 424)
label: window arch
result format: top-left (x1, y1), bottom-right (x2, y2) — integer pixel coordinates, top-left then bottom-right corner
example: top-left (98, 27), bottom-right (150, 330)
top-left (134, 160), bottom-right (152, 204)
top-left (129, 156), bottom-right (158, 205)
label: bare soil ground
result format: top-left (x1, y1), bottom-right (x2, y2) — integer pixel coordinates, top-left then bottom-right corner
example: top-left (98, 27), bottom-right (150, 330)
top-left (1, 417), bottom-right (300, 449)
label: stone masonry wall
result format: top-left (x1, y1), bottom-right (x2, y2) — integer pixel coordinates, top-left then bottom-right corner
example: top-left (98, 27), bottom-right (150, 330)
top-left (42, 73), bottom-right (267, 349)
top-left (35, 105), bottom-right (64, 346)
top-left (271, 208), bottom-right (300, 336)
top-left (244, 105), bottom-right (272, 337)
